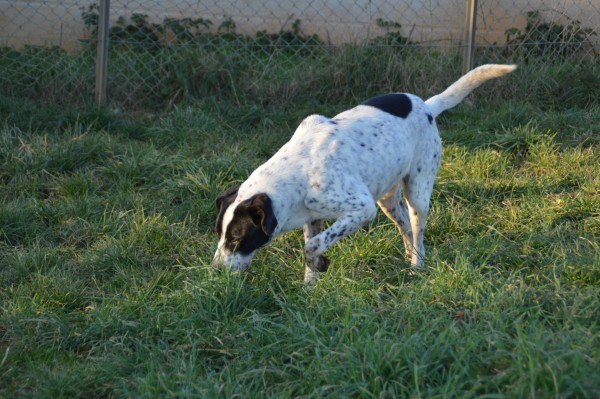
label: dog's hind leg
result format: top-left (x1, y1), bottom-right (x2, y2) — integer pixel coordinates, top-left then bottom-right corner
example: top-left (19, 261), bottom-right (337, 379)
top-left (404, 177), bottom-right (436, 268)
top-left (377, 186), bottom-right (413, 260)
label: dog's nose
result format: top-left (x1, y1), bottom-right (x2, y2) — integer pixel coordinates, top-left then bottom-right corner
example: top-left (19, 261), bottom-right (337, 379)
top-left (210, 250), bottom-right (222, 269)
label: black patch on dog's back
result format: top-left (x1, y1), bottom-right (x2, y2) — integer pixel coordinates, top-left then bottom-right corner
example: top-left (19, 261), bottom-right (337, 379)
top-left (362, 93), bottom-right (412, 119)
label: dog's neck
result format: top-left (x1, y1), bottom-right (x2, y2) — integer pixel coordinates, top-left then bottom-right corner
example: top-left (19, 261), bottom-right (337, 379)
top-left (236, 184), bottom-right (310, 238)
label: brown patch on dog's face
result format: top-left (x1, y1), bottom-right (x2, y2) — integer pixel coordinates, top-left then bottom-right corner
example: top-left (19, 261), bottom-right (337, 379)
top-left (212, 190), bottom-right (277, 271)
top-left (223, 193), bottom-right (277, 255)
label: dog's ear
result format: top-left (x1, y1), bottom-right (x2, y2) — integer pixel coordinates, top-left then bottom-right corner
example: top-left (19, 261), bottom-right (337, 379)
top-left (254, 194), bottom-right (278, 236)
top-left (215, 184), bottom-right (240, 236)
top-left (238, 193), bottom-right (278, 236)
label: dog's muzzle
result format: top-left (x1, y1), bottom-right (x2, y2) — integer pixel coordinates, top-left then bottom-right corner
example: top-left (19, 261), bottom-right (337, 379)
top-left (211, 245), bottom-right (254, 273)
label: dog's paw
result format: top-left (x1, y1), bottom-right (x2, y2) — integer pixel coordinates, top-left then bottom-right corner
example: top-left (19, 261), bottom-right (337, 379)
top-left (304, 267), bottom-right (320, 286)
top-left (316, 255), bottom-right (330, 273)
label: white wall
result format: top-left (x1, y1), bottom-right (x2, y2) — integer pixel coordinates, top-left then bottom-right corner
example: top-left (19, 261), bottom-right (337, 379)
top-left (1, 0), bottom-right (598, 50)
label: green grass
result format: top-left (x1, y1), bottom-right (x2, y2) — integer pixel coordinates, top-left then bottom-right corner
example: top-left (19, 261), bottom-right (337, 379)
top-left (1, 64), bottom-right (599, 398)
top-left (3, 41), bottom-right (598, 111)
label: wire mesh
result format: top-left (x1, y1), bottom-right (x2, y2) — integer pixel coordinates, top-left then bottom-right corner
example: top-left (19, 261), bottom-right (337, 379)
top-left (0, 0), bottom-right (598, 109)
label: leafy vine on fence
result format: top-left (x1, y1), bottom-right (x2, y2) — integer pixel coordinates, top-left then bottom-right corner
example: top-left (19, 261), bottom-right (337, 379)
top-left (504, 10), bottom-right (596, 61)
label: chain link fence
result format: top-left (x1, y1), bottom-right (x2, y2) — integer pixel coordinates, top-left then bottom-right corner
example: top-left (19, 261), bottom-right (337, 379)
top-left (1, 1), bottom-right (598, 110)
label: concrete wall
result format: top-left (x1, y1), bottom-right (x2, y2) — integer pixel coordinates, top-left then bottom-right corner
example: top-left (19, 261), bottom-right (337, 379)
top-left (1, 0), bottom-right (598, 50)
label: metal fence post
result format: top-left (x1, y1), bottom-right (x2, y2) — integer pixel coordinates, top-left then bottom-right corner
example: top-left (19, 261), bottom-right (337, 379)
top-left (95, 0), bottom-right (110, 107)
top-left (463, 0), bottom-right (478, 74)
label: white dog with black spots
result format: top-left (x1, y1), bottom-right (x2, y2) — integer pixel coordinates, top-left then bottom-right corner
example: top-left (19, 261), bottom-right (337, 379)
top-left (212, 64), bottom-right (516, 284)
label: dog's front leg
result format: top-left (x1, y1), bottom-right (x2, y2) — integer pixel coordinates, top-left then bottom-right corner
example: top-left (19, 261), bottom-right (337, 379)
top-left (303, 205), bottom-right (377, 284)
top-left (302, 220), bottom-right (330, 283)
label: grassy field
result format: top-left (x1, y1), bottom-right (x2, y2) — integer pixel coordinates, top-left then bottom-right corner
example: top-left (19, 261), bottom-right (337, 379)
top-left (0, 61), bottom-right (599, 397)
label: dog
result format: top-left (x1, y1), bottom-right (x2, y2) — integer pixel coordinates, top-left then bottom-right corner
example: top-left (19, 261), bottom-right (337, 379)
top-left (212, 64), bottom-right (516, 284)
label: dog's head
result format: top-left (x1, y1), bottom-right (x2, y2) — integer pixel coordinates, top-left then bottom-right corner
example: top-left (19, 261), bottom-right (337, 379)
top-left (212, 185), bottom-right (278, 272)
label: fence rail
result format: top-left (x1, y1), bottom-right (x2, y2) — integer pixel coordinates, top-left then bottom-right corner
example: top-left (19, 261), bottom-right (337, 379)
top-left (1, 0), bottom-right (598, 110)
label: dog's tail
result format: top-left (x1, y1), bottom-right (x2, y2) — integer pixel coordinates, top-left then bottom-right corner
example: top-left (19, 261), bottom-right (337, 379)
top-left (425, 64), bottom-right (516, 118)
